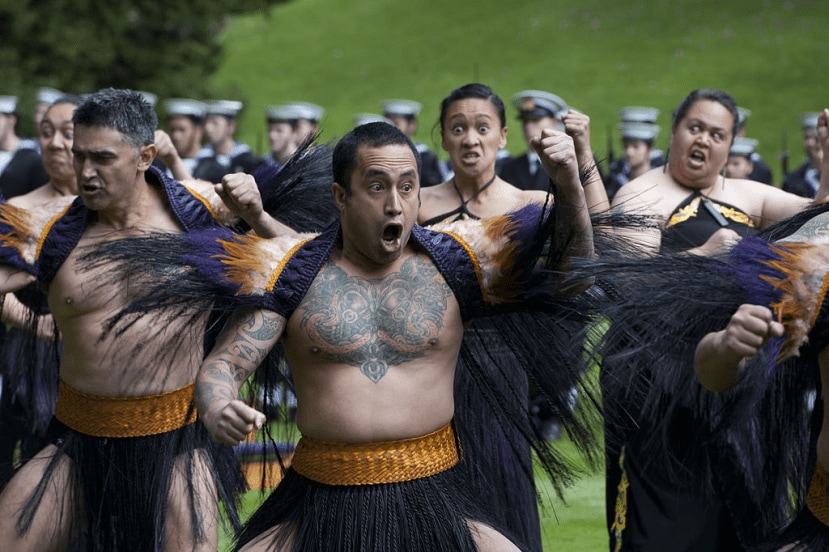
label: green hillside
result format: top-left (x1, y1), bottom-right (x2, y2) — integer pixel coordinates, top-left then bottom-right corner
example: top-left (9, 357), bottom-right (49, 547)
top-left (212, 0), bottom-right (829, 184)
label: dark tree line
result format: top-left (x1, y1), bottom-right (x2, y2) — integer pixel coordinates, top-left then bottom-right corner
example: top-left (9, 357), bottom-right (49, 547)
top-left (0, 0), bottom-right (287, 136)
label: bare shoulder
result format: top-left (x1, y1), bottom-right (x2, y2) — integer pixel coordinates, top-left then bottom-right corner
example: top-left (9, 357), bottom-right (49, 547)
top-left (418, 181), bottom-right (455, 223)
top-left (520, 189), bottom-right (554, 205)
top-left (610, 170), bottom-right (668, 214)
top-left (6, 184), bottom-right (58, 209)
top-left (726, 178), bottom-right (811, 225)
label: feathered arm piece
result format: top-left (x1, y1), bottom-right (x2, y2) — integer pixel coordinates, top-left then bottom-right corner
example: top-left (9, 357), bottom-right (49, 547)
top-left (431, 203), bottom-right (562, 308)
top-left (0, 196), bottom-right (75, 273)
top-left (725, 236), bottom-right (829, 361)
top-left (179, 179), bottom-right (241, 228)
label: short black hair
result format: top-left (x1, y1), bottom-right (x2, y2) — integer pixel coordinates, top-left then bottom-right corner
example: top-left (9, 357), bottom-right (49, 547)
top-left (333, 122), bottom-right (421, 193)
top-left (439, 83), bottom-right (507, 133)
top-left (73, 88), bottom-right (157, 148)
top-left (672, 88), bottom-right (739, 142)
top-left (169, 113), bottom-right (204, 126)
top-left (622, 137), bottom-right (655, 148)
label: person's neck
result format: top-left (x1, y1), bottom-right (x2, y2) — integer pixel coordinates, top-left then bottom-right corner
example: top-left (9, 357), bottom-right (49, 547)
top-left (49, 177), bottom-right (77, 197)
top-left (453, 170), bottom-right (498, 192)
top-left (668, 163), bottom-right (719, 196)
top-left (274, 148), bottom-right (294, 165)
top-left (182, 144), bottom-right (201, 159)
top-left (629, 162), bottom-right (650, 180)
top-left (0, 133), bottom-right (19, 153)
top-left (213, 138), bottom-right (234, 156)
top-left (94, 179), bottom-right (158, 230)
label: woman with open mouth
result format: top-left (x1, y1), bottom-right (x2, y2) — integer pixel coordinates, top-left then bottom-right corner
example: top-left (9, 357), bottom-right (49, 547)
top-left (602, 88), bottom-right (829, 552)
top-left (416, 83), bottom-right (607, 552)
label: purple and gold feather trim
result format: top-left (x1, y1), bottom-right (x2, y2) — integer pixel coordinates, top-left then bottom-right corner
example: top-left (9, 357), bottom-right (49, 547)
top-left (209, 232), bottom-right (317, 297)
top-left (181, 179), bottom-right (240, 228)
top-left (0, 196), bottom-right (75, 270)
top-left (430, 203), bottom-right (544, 305)
top-left (729, 236), bottom-right (829, 360)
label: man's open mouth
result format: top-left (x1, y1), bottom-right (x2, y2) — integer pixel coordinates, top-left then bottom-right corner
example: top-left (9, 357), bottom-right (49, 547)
top-left (382, 223), bottom-right (403, 243)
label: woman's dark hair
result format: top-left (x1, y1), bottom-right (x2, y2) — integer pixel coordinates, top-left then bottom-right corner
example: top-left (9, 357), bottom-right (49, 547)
top-left (672, 88), bottom-right (739, 140)
top-left (438, 83), bottom-right (507, 133)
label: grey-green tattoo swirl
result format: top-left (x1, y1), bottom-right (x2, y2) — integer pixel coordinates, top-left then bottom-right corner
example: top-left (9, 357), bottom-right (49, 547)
top-left (782, 212), bottom-right (829, 243)
top-left (297, 256), bottom-right (452, 383)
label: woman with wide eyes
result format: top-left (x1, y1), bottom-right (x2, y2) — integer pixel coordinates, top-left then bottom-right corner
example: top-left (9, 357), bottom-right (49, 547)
top-left (602, 88), bottom-right (829, 552)
top-left (416, 83), bottom-right (605, 552)
top-left (0, 95), bottom-right (80, 487)
top-left (611, 88), bottom-right (825, 255)
top-left (419, 83), bottom-right (606, 226)
top-left (9, 96), bottom-right (81, 209)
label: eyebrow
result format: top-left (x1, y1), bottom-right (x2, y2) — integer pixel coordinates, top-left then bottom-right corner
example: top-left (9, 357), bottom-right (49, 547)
top-left (688, 118), bottom-right (728, 133)
top-left (364, 168), bottom-right (417, 179)
top-left (71, 147), bottom-right (116, 157)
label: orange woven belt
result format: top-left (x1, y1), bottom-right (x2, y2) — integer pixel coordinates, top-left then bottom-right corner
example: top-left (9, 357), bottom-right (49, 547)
top-left (807, 460), bottom-right (829, 526)
top-left (291, 422), bottom-right (461, 486)
top-left (54, 380), bottom-right (198, 438)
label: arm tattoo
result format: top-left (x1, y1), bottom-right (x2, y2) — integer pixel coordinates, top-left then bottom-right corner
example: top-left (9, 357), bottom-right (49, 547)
top-left (197, 310), bottom-right (284, 412)
top-left (297, 257), bottom-right (452, 383)
top-left (781, 212), bottom-right (829, 243)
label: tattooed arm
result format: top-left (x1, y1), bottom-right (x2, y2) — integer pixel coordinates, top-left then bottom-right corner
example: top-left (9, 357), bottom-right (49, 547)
top-left (195, 308), bottom-right (286, 445)
top-left (779, 211), bottom-right (829, 244)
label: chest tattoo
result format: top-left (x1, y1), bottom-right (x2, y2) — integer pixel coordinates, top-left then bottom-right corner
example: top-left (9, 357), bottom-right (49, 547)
top-left (297, 256), bottom-right (452, 383)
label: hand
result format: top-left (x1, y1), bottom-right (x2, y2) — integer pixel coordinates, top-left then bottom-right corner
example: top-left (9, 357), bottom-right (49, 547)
top-left (201, 398), bottom-right (266, 446)
top-left (696, 228), bottom-right (742, 256)
top-left (153, 130), bottom-right (180, 168)
top-left (215, 173), bottom-right (265, 223)
top-left (530, 129), bottom-right (579, 190)
top-left (717, 304), bottom-right (784, 363)
top-left (561, 109), bottom-right (592, 156)
top-left (818, 108), bottom-right (829, 162)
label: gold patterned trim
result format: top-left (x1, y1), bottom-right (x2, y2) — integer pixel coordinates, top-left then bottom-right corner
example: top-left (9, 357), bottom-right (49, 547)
top-left (291, 422), bottom-right (461, 486)
top-left (610, 446), bottom-right (629, 552)
top-left (807, 460), bottom-right (829, 526)
top-left (55, 380), bottom-right (197, 437)
top-left (666, 196), bottom-right (755, 229)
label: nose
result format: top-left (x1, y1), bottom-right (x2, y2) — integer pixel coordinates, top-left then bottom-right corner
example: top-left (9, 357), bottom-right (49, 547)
top-left (76, 157), bottom-right (95, 180)
top-left (385, 189), bottom-right (402, 215)
top-left (49, 132), bottom-right (68, 150)
top-left (462, 130), bottom-right (479, 146)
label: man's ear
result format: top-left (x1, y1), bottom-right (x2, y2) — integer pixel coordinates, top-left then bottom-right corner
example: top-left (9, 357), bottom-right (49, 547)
top-left (138, 144), bottom-right (157, 170)
top-left (332, 182), bottom-right (346, 210)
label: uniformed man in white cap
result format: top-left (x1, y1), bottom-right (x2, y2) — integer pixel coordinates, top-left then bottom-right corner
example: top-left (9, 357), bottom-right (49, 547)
top-left (725, 136), bottom-right (758, 180)
top-left (783, 112), bottom-right (823, 198)
top-left (282, 101), bottom-right (325, 146)
top-left (725, 137), bottom-right (760, 180)
top-left (263, 104), bottom-right (303, 169)
top-left (0, 95), bottom-right (48, 198)
top-left (605, 107), bottom-right (662, 199)
top-left (381, 99), bottom-right (442, 187)
top-left (735, 107), bottom-right (773, 184)
top-left (34, 87), bottom-right (64, 130)
top-left (162, 98), bottom-right (225, 182)
top-left (500, 90), bottom-right (603, 197)
top-left (352, 113), bottom-right (394, 128)
top-left (202, 99), bottom-right (261, 180)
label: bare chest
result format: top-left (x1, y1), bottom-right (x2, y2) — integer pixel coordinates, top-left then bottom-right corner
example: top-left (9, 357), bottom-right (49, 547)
top-left (288, 256), bottom-right (459, 382)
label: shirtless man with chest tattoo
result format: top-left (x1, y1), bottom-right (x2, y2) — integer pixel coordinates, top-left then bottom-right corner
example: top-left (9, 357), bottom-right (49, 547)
top-left (193, 121), bottom-right (594, 551)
